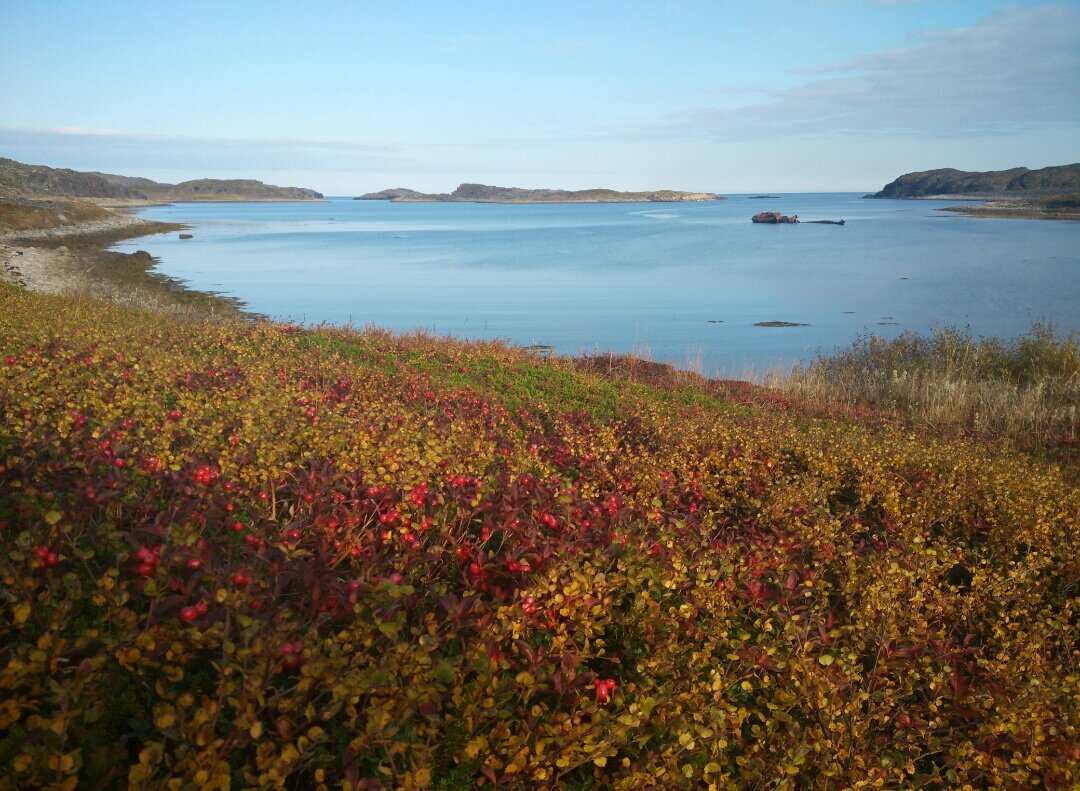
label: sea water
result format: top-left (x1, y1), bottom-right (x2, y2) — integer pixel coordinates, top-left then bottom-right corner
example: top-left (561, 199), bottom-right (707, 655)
top-left (113, 195), bottom-right (1080, 375)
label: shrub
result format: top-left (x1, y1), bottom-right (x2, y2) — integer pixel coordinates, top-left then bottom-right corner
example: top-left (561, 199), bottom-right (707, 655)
top-left (2, 286), bottom-right (1078, 789)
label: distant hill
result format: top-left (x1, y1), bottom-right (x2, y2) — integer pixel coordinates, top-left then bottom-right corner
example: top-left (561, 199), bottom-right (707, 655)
top-left (355, 187), bottom-right (432, 201)
top-left (154, 179), bottom-right (323, 201)
top-left (870, 164), bottom-right (1080, 198)
top-left (356, 183), bottom-right (723, 203)
top-left (0, 157), bottom-right (144, 199)
top-left (0, 157), bottom-right (323, 201)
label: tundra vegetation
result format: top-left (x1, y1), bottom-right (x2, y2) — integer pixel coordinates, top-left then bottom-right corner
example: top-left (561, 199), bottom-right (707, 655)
top-left (0, 283), bottom-right (1077, 789)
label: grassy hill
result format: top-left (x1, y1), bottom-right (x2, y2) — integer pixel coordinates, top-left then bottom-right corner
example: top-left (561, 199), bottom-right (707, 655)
top-left (0, 157), bottom-right (144, 199)
top-left (0, 157), bottom-right (323, 201)
top-left (1, 283), bottom-right (1076, 789)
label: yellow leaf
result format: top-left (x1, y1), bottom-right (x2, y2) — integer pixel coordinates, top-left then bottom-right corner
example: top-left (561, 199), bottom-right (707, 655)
top-left (818, 654), bottom-right (835, 666)
top-left (13, 602), bottom-right (30, 626)
top-left (250, 722), bottom-right (263, 740)
top-left (13, 754), bottom-right (32, 772)
top-left (44, 510), bottom-right (62, 525)
top-left (593, 755), bottom-right (607, 767)
top-left (155, 711), bottom-right (176, 729)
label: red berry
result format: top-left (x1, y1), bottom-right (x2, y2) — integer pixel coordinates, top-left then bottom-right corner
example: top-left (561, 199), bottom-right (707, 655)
top-left (195, 600), bottom-right (209, 615)
top-left (179, 606), bottom-right (198, 623)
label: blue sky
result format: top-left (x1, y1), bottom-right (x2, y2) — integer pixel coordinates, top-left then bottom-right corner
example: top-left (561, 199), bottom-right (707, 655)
top-left (1, 0), bottom-right (1077, 193)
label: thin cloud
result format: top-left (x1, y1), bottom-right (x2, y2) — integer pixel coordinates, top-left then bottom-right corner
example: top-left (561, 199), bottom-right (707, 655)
top-left (658, 4), bottom-right (1080, 140)
top-left (0, 126), bottom-right (392, 153)
top-left (0, 126), bottom-right (400, 184)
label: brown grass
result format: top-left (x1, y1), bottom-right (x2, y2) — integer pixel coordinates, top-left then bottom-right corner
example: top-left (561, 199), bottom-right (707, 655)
top-left (0, 198), bottom-right (110, 232)
top-left (782, 325), bottom-right (1079, 459)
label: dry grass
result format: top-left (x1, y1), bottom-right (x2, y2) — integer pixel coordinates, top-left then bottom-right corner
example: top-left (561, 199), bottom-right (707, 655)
top-left (783, 325), bottom-right (1079, 453)
top-left (0, 198), bottom-right (110, 232)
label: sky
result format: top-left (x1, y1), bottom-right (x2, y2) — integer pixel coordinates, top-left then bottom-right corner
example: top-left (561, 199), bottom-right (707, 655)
top-left (1, 0), bottom-right (1077, 194)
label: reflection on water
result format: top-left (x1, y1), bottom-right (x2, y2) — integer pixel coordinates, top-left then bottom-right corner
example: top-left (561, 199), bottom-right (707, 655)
top-left (113, 195), bottom-right (1080, 376)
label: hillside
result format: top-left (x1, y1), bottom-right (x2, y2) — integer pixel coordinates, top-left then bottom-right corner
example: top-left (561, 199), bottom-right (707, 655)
top-left (0, 157), bottom-right (144, 199)
top-left (1, 281), bottom-right (1076, 788)
top-left (870, 163), bottom-right (1080, 198)
top-left (153, 178), bottom-right (323, 200)
top-left (357, 182), bottom-right (722, 202)
top-left (0, 157), bottom-right (323, 201)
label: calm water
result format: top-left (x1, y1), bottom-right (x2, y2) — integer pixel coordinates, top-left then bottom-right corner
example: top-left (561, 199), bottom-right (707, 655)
top-left (114, 195), bottom-right (1080, 375)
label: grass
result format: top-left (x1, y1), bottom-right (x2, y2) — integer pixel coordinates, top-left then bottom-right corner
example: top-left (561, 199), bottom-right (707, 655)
top-left (0, 197), bottom-right (111, 233)
top-left (1037, 193), bottom-right (1080, 210)
top-left (783, 324), bottom-right (1079, 459)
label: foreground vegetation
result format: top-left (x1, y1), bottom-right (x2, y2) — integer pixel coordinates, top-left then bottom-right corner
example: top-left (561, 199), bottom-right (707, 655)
top-left (1, 284), bottom-right (1077, 789)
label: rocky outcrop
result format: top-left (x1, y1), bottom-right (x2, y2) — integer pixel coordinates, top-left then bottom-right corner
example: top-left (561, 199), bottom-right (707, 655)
top-left (870, 163), bottom-right (1080, 199)
top-left (751, 211), bottom-right (798, 224)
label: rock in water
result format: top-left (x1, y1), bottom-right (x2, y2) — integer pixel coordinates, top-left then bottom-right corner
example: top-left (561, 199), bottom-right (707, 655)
top-left (752, 211), bottom-right (799, 224)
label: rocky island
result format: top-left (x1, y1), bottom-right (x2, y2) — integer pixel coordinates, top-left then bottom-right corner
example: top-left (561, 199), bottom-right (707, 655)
top-left (868, 164), bottom-right (1080, 220)
top-left (356, 183), bottom-right (723, 203)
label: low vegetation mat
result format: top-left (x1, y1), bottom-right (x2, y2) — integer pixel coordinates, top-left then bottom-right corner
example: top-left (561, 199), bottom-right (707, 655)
top-left (1, 284), bottom-right (1077, 789)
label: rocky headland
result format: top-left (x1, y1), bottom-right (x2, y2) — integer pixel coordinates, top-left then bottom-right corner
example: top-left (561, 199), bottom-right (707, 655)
top-left (868, 164), bottom-right (1080, 220)
top-left (868, 164), bottom-right (1080, 200)
top-left (356, 183), bottom-right (723, 203)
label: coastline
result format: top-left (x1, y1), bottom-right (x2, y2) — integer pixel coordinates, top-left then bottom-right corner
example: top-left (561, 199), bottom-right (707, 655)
top-left (0, 209), bottom-right (248, 319)
top-left (386, 195), bottom-right (724, 204)
top-left (939, 203), bottom-right (1080, 221)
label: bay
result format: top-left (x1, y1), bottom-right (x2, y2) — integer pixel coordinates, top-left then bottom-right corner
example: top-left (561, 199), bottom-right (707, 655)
top-left (113, 194), bottom-right (1080, 376)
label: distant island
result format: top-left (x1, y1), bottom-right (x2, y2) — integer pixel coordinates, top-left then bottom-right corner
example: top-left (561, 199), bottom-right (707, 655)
top-left (0, 157), bottom-right (323, 202)
top-left (868, 163), bottom-right (1080, 220)
top-left (356, 183), bottom-right (723, 203)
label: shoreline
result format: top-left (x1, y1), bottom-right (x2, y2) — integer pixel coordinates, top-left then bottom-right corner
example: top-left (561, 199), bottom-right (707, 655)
top-left (0, 209), bottom-right (248, 319)
top-left (940, 203), bottom-right (1080, 221)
